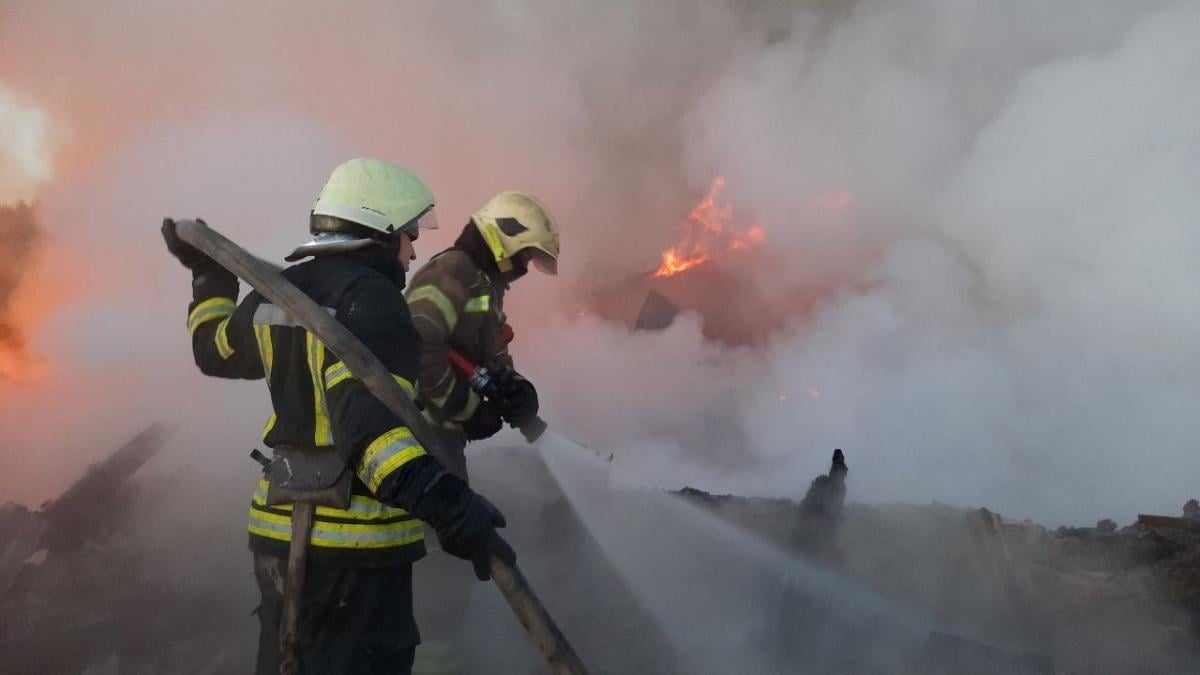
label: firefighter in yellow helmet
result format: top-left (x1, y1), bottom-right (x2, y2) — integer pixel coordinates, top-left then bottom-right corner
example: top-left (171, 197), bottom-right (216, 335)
top-left (406, 191), bottom-right (559, 468)
top-left (161, 159), bottom-right (514, 675)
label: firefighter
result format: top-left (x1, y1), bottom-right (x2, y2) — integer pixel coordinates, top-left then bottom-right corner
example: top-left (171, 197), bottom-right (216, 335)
top-left (405, 191), bottom-right (558, 467)
top-left (161, 158), bottom-right (514, 675)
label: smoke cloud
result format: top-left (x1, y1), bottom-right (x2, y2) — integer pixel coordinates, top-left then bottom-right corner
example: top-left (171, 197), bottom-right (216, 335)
top-left (534, 0), bottom-right (1200, 526)
top-left (0, 0), bottom-right (1193, 532)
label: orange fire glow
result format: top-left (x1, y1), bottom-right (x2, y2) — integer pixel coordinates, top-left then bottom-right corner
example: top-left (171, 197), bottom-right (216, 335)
top-left (0, 89), bottom-right (56, 383)
top-left (653, 177), bottom-right (764, 278)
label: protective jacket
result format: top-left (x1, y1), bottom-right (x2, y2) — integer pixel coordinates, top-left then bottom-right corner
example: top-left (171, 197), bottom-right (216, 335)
top-left (405, 226), bottom-right (514, 432)
top-left (188, 246), bottom-right (444, 566)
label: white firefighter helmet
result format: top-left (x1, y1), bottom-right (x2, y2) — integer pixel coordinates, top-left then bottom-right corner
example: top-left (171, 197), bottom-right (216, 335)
top-left (287, 158), bottom-right (438, 261)
top-left (471, 191), bottom-right (559, 275)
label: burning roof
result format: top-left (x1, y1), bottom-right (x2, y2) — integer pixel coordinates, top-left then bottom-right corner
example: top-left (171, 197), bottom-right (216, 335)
top-left (586, 177), bottom-right (853, 346)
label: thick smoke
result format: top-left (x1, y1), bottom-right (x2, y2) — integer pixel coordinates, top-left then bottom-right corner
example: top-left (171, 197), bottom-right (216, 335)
top-left (0, 0), bottom-right (1193, 540)
top-left (535, 0), bottom-right (1200, 526)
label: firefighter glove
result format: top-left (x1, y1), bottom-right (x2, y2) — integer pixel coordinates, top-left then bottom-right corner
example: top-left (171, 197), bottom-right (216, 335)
top-left (492, 368), bottom-right (539, 425)
top-left (422, 474), bottom-right (515, 581)
top-left (462, 400), bottom-right (503, 441)
top-left (161, 218), bottom-right (211, 270)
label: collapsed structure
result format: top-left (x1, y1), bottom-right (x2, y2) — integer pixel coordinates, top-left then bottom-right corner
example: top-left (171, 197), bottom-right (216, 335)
top-left (678, 474), bottom-right (1200, 674)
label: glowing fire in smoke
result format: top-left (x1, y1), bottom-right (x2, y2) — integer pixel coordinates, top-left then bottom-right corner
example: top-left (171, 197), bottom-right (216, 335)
top-left (0, 86), bottom-right (55, 383)
top-left (653, 177), bottom-right (764, 278)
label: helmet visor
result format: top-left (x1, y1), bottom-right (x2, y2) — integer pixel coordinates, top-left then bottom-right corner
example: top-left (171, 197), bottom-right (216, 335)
top-left (412, 206), bottom-right (439, 230)
top-left (524, 247), bottom-right (558, 275)
top-left (395, 205), bottom-right (439, 237)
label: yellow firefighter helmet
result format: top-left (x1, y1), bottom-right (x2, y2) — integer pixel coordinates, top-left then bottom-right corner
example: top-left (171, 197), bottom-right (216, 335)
top-left (471, 191), bottom-right (559, 275)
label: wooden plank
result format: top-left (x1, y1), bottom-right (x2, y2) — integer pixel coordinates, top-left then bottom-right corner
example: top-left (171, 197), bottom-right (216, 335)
top-left (1137, 514), bottom-right (1200, 530)
top-left (38, 424), bottom-right (166, 552)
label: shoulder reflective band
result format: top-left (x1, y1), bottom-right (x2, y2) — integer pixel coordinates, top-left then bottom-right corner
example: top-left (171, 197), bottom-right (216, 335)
top-left (408, 285), bottom-right (458, 331)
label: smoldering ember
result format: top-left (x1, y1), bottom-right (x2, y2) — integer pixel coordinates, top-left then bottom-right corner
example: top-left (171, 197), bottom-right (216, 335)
top-left (2, 2), bottom-right (1199, 675)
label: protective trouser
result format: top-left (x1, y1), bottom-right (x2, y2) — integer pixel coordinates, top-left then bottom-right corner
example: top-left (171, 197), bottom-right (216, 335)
top-left (253, 552), bottom-right (419, 675)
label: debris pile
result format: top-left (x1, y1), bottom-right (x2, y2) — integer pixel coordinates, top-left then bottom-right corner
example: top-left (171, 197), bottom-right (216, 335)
top-left (677, 454), bottom-right (1200, 674)
top-left (0, 425), bottom-right (251, 674)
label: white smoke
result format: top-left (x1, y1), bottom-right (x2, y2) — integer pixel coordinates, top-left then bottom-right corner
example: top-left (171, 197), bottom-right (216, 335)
top-left (533, 1), bottom-right (1200, 526)
top-left (0, 85), bottom-right (53, 205)
top-left (0, 0), bottom-right (1194, 533)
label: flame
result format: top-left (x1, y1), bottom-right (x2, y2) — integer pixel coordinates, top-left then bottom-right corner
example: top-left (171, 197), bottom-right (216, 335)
top-left (653, 177), bottom-right (764, 278)
top-left (0, 87), bottom-right (55, 383)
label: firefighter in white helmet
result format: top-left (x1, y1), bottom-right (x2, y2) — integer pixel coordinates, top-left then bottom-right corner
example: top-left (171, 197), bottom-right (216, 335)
top-left (162, 158), bottom-right (514, 675)
top-left (405, 191), bottom-right (559, 468)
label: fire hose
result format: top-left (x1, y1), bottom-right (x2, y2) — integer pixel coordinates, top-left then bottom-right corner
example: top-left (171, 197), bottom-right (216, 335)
top-left (174, 219), bottom-right (590, 675)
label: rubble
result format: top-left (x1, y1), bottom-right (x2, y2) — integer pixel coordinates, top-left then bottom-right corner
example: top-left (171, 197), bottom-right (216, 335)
top-left (677, 477), bottom-right (1200, 674)
top-left (4, 434), bottom-right (1198, 673)
top-left (0, 425), bottom-right (251, 674)
top-left (634, 289), bottom-right (679, 332)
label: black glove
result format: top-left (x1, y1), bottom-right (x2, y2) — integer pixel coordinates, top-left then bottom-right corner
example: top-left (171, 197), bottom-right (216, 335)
top-left (418, 473), bottom-right (516, 581)
top-left (163, 218), bottom-right (238, 300)
top-left (161, 218), bottom-right (211, 269)
top-left (491, 368), bottom-right (538, 425)
top-left (461, 400), bottom-right (503, 441)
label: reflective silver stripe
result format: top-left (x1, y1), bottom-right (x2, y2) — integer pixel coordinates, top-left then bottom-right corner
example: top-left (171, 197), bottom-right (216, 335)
top-left (357, 427), bottom-right (426, 492)
top-left (253, 303), bottom-right (335, 327)
top-left (464, 294), bottom-right (491, 313)
top-left (324, 361), bottom-right (352, 389)
top-left (187, 297), bottom-right (235, 333)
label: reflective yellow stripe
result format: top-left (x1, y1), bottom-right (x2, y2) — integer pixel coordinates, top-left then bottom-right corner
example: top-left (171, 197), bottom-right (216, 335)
top-left (464, 294), bottom-right (490, 313)
top-left (408, 285), bottom-right (458, 331)
top-left (307, 332), bottom-right (332, 446)
top-left (213, 317), bottom-right (235, 359)
top-left (323, 360), bottom-right (415, 398)
top-left (450, 388), bottom-right (481, 423)
top-left (254, 324), bottom-right (274, 378)
top-left (324, 361), bottom-right (353, 389)
top-left (262, 413), bottom-right (277, 438)
top-left (248, 508), bottom-right (424, 549)
top-left (187, 297), bottom-right (235, 333)
top-left (392, 374), bottom-right (415, 397)
top-left (429, 370), bottom-right (457, 406)
top-left (357, 427), bottom-right (426, 492)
